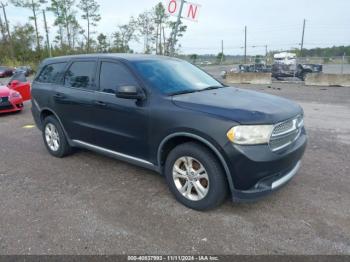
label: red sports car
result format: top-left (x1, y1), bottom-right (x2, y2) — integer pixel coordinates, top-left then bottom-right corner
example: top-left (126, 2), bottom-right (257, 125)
top-left (0, 73), bottom-right (31, 114)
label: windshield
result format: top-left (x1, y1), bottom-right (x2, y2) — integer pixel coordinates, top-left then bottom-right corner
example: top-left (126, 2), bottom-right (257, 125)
top-left (9, 72), bottom-right (27, 83)
top-left (132, 59), bottom-right (224, 95)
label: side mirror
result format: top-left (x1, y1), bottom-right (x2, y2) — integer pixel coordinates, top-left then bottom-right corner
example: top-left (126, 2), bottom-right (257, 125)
top-left (115, 85), bottom-right (145, 100)
top-left (9, 79), bottom-right (20, 87)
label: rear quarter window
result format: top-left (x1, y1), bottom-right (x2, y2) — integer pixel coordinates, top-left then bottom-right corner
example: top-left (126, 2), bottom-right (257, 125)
top-left (36, 62), bottom-right (67, 84)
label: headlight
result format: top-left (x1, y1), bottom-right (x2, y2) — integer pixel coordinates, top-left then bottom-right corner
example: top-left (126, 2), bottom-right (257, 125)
top-left (11, 91), bottom-right (21, 98)
top-left (227, 125), bottom-right (274, 145)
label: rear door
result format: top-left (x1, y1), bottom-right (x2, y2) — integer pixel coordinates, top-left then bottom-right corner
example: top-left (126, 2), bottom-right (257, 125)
top-left (92, 59), bottom-right (150, 160)
top-left (32, 61), bottom-right (68, 112)
top-left (52, 58), bottom-right (100, 144)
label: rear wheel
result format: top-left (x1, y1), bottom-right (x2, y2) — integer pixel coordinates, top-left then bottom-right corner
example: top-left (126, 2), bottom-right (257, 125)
top-left (164, 142), bottom-right (228, 210)
top-left (42, 115), bottom-right (72, 157)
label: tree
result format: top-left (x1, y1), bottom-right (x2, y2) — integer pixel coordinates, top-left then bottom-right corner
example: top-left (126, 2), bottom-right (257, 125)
top-left (151, 2), bottom-right (187, 56)
top-left (216, 52), bottom-right (225, 63)
top-left (137, 10), bottom-right (155, 54)
top-left (167, 20), bottom-right (187, 55)
top-left (47, 0), bottom-right (64, 48)
top-left (78, 0), bottom-right (100, 52)
top-left (113, 18), bottom-right (138, 53)
top-left (5, 23), bottom-right (35, 62)
top-left (153, 3), bottom-right (168, 55)
top-left (48, 0), bottom-right (77, 50)
top-left (0, 13), bottom-right (6, 41)
top-left (69, 16), bottom-right (83, 50)
top-left (97, 33), bottom-right (108, 53)
top-left (190, 54), bottom-right (198, 64)
top-left (10, 0), bottom-right (46, 51)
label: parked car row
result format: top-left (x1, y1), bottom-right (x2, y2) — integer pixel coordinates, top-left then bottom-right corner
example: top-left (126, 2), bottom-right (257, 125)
top-left (0, 65), bottom-right (34, 78)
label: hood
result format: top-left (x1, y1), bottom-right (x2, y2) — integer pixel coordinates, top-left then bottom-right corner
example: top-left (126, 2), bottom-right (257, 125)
top-left (0, 85), bottom-right (11, 97)
top-left (172, 87), bottom-right (302, 125)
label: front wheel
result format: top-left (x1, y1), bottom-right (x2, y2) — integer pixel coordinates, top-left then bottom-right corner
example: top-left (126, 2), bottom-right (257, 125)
top-left (164, 142), bottom-right (228, 210)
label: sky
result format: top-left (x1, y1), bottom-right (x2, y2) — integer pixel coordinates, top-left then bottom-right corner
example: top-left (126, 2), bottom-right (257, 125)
top-left (3, 0), bottom-right (350, 55)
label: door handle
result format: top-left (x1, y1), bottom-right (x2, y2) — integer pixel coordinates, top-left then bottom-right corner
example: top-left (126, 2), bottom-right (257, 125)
top-left (54, 93), bottom-right (65, 99)
top-left (95, 100), bottom-right (107, 107)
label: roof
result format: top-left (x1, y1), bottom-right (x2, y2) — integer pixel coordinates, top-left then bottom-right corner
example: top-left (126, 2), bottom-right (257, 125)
top-left (41, 53), bottom-right (180, 65)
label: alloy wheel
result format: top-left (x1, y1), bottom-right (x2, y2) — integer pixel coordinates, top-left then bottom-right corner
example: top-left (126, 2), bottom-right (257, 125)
top-left (45, 123), bottom-right (60, 152)
top-left (172, 156), bottom-right (209, 201)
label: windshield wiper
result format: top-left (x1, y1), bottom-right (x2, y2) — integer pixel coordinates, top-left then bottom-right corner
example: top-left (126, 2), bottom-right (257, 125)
top-left (169, 90), bottom-right (199, 96)
top-left (199, 85), bottom-right (224, 92)
top-left (169, 86), bottom-right (224, 96)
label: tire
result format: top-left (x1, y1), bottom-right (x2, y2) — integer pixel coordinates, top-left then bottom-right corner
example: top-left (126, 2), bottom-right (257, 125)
top-left (164, 142), bottom-right (228, 210)
top-left (42, 115), bottom-right (72, 158)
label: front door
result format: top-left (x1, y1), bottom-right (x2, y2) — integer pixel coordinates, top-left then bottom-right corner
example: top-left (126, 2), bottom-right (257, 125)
top-left (92, 60), bottom-right (149, 161)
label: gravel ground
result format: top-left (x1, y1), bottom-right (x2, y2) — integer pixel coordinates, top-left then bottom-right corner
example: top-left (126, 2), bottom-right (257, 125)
top-left (0, 79), bottom-right (349, 255)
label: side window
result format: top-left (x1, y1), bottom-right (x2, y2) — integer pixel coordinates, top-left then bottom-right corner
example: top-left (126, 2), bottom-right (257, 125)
top-left (99, 62), bottom-right (139, 94)
top-left (36, 62), bottom-right (66, 83)
top-left (65, 61), bottom-right (96, 89)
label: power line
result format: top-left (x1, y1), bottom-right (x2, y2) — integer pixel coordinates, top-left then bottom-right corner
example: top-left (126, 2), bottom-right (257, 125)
top-left (244, 26), bottom-right (247, 63)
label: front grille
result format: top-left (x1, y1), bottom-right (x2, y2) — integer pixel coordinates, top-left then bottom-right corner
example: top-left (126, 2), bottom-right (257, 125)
top-left (0, 97), bottom-right (13, 110)
top-left (272, 120), bottom-right (294, 136)
top-left (0, 96), bottom-right (9, 103)
top-left (269, 115), bottom-right (303, 152)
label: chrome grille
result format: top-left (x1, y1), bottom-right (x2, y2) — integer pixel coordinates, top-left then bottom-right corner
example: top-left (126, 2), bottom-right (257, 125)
top-left (272, 120), bottom-right (294, 136)
top-left (269, 115), bottom-right (303, 152)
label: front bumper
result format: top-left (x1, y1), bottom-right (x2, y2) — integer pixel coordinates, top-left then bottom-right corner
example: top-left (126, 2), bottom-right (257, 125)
top-left (222, 128), bottom-right (307, 201)
top-left (232, 160), bottom-right (302, 201)
top-left (0, 97), bottom-right (23, 114)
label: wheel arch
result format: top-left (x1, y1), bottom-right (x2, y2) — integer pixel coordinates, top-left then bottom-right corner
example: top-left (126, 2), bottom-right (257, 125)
top-left (40, 108), bottom-right (55, 123)
top-left (157, 132), bottom-right (236, 193)
top-left (39, 107), bottom-right (72, 145)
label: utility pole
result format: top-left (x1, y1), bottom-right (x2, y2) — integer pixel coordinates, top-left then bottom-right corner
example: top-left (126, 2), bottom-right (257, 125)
top-left (0, 2), bottom-right (14, 58)
top-left (0, 13), bottom-right (6, 40)
top-left (162, 27), bottom-right (166, 55)
top-left (220, 40), bottom-right (224, 64)
top-left (300, 19), bottom-right (306, 57)
top-left (42, 9), bottom-right (51, 57)
top-left (155, 22), bottom-right (159, 55)
top-left (171, 0), bottom-right (185, 56)
top-left (341, 52), bottom-right (345, 74)
top-left (244, 26), bottom-right (247, 64)
top-left (265, 45), bottom-right (268, 64)
top-left (31, 0), bottom-right (40, 51)
top-left (159, 17), bottom-right (163, 55)
top-left (144, 15), bottom-right (149, 53)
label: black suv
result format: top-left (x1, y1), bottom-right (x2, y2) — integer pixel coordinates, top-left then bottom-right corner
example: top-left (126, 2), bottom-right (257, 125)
top-left (31, 54), bottom-right (307, 210)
